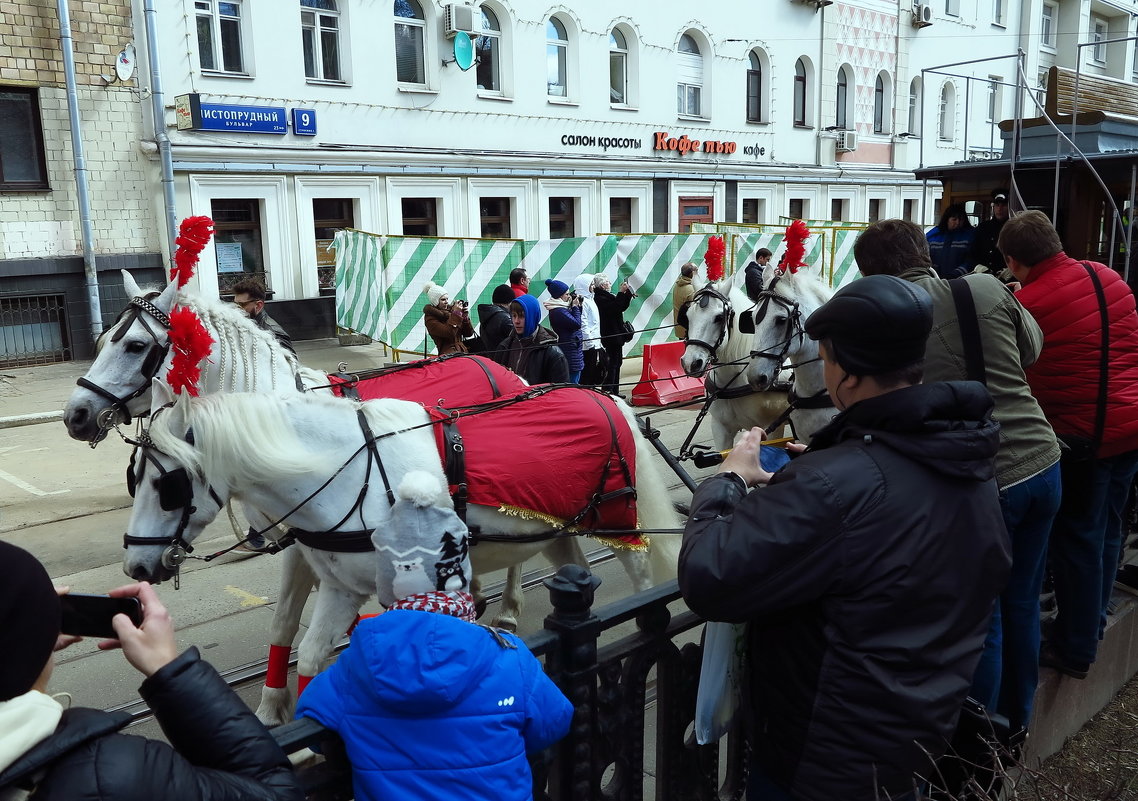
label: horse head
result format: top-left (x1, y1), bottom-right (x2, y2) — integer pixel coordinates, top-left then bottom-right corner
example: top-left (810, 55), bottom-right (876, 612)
top-left (680, 278), bottom-right (737, 379)
top-left (122, 380), bottom-right (227, 584)
top-left (65, 271), bottom-right (179, 442)
top-left (746, 263), bottom-right (832, 391)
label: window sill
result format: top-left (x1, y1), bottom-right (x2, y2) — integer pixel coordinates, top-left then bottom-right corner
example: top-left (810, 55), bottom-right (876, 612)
top-left (610, 103), bottom-right (638, 112)
top-left (477, 92), bottom-right (513, 102)
top-left (547, 97), bottom-right (578, 107)
top-left (200, 70), bottom-right (253, 79)
top-left (793, 124), bottom-right (814, 130)
top-left (677, 113), bottom-right (710, 123)
top-left (398, 85), bottom-right (439, 95)
top-left (746, 119), bottom-right (769, 126)
top-left (990, 21), bottom-right (1007, 29)
top-left (1041, 44), bottom-right (1057, 54)
top-left (307, 78), bottom-right (350, 87)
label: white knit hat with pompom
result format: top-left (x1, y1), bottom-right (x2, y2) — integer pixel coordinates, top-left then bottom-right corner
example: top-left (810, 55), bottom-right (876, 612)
top-left (423, 281), bottom-right (448, 306)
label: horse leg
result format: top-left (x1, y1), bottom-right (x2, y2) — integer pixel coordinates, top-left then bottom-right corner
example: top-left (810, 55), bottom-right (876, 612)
top-left (296, 582), bottom-right (369, 699)
top-left (491, 566), bottom-right (524, 633)
top-left (611, 548), bottom-right (655, 593)
top-left (255, 546), bottom-right (317, 726)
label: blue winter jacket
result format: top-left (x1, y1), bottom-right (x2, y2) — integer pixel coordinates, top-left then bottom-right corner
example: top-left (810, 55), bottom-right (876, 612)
top-left (926, 226), bottom-right (976, 279)
top-left (546, 302), bottom-right (584, 372)
top-left (296, 610), bottom-right (573, 801)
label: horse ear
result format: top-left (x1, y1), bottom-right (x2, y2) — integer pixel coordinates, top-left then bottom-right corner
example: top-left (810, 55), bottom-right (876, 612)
top-left (153, 378), bottom-right (176, 409)
top-left (121, 269), bottom-right (142, 299)
top-left (154, 275), bottom-right (180, 313)
top-left (762, 261), bottom-right (778, 286)
top-left (163, 384), bottom-right (193, 439)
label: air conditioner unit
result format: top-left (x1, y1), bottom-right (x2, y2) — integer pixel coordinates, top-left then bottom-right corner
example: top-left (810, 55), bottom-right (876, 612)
top-left (443, 3), bottom-right (476, 38)
top-left (912, 2), bottom-right (934, 28)
top-left (835, 130), bottom-right (858, 152)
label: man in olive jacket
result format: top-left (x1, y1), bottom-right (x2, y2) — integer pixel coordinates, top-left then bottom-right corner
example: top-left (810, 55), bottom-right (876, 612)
top-left (855, 219), bottom-right (1060, 732)
top-left (679, 276), bottom-right (1010, 801)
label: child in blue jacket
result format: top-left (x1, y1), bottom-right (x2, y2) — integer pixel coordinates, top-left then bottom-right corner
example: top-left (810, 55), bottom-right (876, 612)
top-left (297, 471), bottom-right (573, 801)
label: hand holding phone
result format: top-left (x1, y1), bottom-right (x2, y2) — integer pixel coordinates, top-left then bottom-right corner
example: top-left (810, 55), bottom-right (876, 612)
top-left (60, 593), bottom-right (143, 639)
top-left (97, 582), bottom-right (179, 678)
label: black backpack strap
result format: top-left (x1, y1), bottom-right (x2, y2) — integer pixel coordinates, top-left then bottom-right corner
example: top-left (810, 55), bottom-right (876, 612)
top-left (949, 278), bottom-right (986, 385)
top-left (1083, 262), bottom-right (1110, 453)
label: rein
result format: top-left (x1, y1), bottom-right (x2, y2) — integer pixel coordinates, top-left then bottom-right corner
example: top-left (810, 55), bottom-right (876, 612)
top-left (748, 272), bottom-right (807, 368)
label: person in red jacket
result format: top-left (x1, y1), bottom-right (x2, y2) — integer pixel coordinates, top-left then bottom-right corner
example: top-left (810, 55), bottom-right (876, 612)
top-left (1001, 210), bottom-right (1138, 679)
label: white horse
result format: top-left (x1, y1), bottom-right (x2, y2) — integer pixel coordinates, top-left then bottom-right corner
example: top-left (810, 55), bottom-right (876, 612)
top-left (745, 261), bottom-right (836, 443)
top-left (679, 268), bottom-right (791, 449)
top-left (63, 270), bottom-right (323, 443)
top-left (125, 380), bottom-right (681, 725)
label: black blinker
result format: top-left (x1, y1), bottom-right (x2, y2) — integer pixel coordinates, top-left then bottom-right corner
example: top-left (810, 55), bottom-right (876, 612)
top-left (739, 310), bottom-right (755, 334)
top-left (158, 468), bottom-right (192, 512)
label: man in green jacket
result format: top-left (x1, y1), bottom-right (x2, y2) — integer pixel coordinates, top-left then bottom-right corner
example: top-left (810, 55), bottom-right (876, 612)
top-left (854, 219), bottom-right (1061, 733)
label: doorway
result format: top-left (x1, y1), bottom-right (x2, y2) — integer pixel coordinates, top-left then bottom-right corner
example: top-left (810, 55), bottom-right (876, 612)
top-left (678, 196), bottom-right (714, 232)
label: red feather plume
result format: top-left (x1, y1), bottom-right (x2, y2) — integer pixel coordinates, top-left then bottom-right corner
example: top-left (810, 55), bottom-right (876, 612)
top-left (781, 220), bottom-right (810, 274)
top-left (171, 216), bottom-right (215, 288)
top-left (704, 235), bottom-right (726, 282)
top-left (165, 307), bottom-right (214, 396)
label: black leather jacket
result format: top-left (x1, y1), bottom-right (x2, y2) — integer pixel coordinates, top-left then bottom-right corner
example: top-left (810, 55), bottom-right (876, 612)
top-left (679, 382), bottom-right (1011, 801)
top-left (0, 649), bottom-right (303, 801)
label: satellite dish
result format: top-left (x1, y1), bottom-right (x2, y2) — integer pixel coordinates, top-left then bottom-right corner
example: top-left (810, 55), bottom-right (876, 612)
top-left (453, 32), bottom-right (474, 71)
top-left (115, 43), bottom-right (136, 82)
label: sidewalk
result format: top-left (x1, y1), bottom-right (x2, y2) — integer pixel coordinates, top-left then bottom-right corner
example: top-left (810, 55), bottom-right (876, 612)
top-left (0, 340), bottom-right (649, 421)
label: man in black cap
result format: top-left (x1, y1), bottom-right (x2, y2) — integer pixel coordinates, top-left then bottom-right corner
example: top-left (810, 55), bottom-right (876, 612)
top-left (971, 188), bottom-right (1011, 271)
top-left (679, 275), bottom-right (1011, 801)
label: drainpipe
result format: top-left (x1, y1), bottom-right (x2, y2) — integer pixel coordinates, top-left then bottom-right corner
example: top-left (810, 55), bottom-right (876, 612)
top-left (143, 0), bottom-right (178, 266)
top-left (56, 0), bottom-right (102, 344)
top-left (815, 4), bottom-right (826, 169)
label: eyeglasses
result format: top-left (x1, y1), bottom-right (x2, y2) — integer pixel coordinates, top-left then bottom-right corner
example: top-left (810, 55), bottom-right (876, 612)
top-left (234, 299), bottom-right (258, 309)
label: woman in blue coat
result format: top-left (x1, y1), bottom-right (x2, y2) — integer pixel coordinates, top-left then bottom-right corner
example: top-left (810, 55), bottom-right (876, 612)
top-left (926, 203), bottom-right (975, 279)
top-left (297, 471), bottom-right (573, 801)
top-left (543, 279), bottom-right (584, 382)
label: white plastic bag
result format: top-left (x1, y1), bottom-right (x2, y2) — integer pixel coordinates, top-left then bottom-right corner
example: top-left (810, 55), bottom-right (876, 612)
top-left (694, 621), bottom-right (748, 744)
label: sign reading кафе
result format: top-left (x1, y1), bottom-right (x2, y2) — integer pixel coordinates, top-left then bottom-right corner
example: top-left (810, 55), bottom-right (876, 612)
top-left (175, 93), bottom-right (288, 134)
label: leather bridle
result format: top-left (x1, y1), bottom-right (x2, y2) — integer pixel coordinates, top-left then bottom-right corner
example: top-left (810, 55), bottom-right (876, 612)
top-left (78, 294), bottom-right (171, 438)
top-left (747, 273), bottom-right (807, 368)
top-left (681, 286), bottom-right (737, 363)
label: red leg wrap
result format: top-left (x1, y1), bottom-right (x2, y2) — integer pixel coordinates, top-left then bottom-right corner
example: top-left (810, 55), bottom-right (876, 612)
top-left (265, 644), bottom-right (290, 689)
top-left (297, 673), bottom-right (313, 696)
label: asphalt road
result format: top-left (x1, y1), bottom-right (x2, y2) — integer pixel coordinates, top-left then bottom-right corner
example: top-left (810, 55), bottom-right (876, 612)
top-left (0, 340), bottom-right (720, 738)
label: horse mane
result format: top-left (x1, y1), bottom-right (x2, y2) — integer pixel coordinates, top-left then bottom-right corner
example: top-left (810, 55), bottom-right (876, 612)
top-left (150, 393), bottom-right (333, 487)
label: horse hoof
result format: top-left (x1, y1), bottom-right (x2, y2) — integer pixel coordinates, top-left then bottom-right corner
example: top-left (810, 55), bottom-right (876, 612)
top-left (474, 597), bottom-right (488, 619)
top-left (256, 686), bottom-right (295, 727)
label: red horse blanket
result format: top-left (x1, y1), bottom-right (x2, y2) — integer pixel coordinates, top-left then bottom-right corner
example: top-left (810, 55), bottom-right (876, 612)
top-left (329, 356), bottom-right (641, 546)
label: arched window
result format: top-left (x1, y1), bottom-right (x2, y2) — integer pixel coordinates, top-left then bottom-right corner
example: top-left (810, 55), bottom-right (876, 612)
top-left (836, 66), bottom-right (850, 129)
top-left (908, 77), bottom-right (921, 135)
top-left (301, 0), bottom-right (341, 81)
top-left (873, 73), bottom-right (889, 134)
top-left (939, 82), bottom-right (955, 141)
top-left (547, 17), bottom-right (568, 97)
top-left (677, 33), bottom-right (703, 116)
top-left (393, 0), bottom-right (425, 85)
top-left (794, 58), bottom-right (808, 126)
top-left (747, 50), bottom-right (763, 123)
top-left (610, 29), bottom-right (628, 105)
top-left (476, 6), bottom-right (501, 92)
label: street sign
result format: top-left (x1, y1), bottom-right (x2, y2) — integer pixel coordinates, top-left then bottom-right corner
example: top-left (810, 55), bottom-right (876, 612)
top-left (175, 93), bottom-right (286, 134)
top-left (292, 108), bottom-right (317, 136)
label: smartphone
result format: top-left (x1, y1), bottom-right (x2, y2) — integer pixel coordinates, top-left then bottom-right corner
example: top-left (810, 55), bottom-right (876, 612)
top-left (59, 594), bottom-right (143, 638)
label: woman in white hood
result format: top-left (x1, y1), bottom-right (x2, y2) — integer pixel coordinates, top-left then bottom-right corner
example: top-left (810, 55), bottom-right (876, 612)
top-left (573, 274), bottom-right (606, 387)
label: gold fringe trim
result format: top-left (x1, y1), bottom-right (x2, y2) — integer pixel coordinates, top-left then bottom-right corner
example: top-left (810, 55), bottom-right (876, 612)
top-left (494, 504), bottom-right (649, 552)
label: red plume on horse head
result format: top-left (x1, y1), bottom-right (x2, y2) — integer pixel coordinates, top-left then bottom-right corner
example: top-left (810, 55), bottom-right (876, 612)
top-left (171, 215), bottom-right (215, 289)
top-left (781, 219), bottom-right (810, 274)
top-left (704, 235), bottom-right (726, 282)
top-left (165, 215), bottom-right (217, 395)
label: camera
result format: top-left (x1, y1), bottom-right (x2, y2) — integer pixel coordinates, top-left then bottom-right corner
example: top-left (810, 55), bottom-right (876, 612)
top-left (60, 593), bottom-right (143, 638)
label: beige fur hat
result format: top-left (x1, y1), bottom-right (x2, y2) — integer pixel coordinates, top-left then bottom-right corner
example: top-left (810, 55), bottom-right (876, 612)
top-left (423, 281), bottom-right (448, 306)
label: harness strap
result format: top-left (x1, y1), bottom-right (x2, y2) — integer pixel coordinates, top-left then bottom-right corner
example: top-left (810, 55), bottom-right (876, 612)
top-left (291, 528), bottom-right (376, 553)
top-left (569, 394), bottom-right (636, 527)
top-left (437, 408), bottom-right (469, 522)
top-left (358, 409), bottom-right (396, 508)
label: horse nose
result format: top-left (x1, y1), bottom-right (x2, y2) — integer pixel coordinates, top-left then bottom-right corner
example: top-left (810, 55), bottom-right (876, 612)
top-left (64, 406), bottom-right (92, 439)
top-left (749, 368), bottom-right (770, 390)
top-left (129, 564), bottom-right (155, 583)
top-left (689, 357), bottom-right (704, 376)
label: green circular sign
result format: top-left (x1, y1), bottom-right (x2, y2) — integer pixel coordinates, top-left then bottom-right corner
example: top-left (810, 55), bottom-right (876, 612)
top-left (453, 32), bottom-right (474, 71)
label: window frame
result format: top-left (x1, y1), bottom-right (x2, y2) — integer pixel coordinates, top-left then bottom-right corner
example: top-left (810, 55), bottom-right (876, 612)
top-left (479, 196), bottom-right (514, 238)
top-left (394, 0), bottom-right (428, 87)
top-left (1041, 2), bottom-right (1057, 50)
top-left (986, 75), bottom-right (1001, 123)
top-left (401, 197), bottom-right (439, 237)
top-left (907, 77), bottom-right (922, 136)
top-left (793, 58), bottom-right (809, 127)
top-left (0, 88), bottom-right (49, 191)
top-left (992, 0), bottom-right (1005, 26)
top-left (1092, 17), bottom-right (1108, 65)
top-left (301, 0), bottom-right (342, 82)
top-left (548, 196), bottom-right (577, 239)
top-left (195, 0), bottom-right (248, 75)
top-left (873, 71), bottom-right (890, 135)
top-left (945, 0), bottom-right (961, 17)
top-left (609, 29), bottom-right (628, 106)
top-left (476, 6), bottom-right (502, 94)
top-left (939, 83), bottom-right (955, 141)
top-left (836, 66), bottom-right (850, 129)
top-left (546, 17), bottom-right (569, 99)
top-left (746, 49), bottom-right (766, 124)
top-left (677, 32), bottom-right (705, 118)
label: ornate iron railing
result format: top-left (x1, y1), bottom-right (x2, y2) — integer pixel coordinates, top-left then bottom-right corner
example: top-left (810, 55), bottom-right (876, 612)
top-left (273, 566), bottom-right (748, 801)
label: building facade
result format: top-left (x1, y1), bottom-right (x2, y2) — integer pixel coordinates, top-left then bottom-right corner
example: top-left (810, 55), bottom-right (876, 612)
top-left (5, 0), bottom-right (1138, 354)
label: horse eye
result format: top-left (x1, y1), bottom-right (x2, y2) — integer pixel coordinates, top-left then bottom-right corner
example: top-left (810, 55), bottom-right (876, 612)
top-left (714, 314), bottom-right (724, 324)
top-left (126, 340), bottom-right (147, 354)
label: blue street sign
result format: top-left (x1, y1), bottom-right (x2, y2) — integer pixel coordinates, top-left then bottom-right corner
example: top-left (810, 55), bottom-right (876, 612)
top-left (292, 108), bottom-right (318, 136)
top-left (174, 93), bottom-right (287, 134)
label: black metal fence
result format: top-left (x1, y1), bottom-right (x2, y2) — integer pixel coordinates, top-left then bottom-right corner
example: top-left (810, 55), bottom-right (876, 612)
top-left (272, 567), bottom-right (748, 801)
top-left (0, 293), bottom-right (71, 367)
